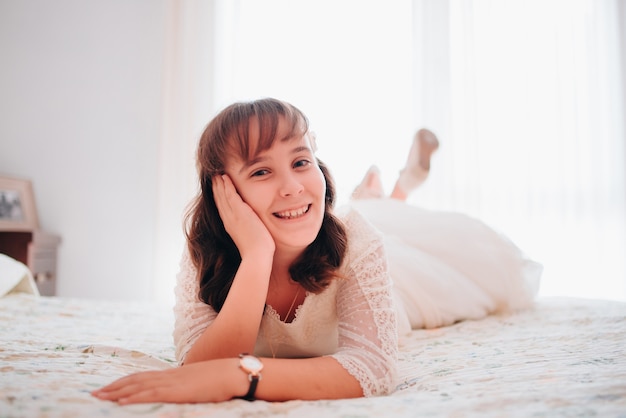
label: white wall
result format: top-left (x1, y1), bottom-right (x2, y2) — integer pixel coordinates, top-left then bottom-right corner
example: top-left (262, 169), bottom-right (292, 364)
top-left (0, 0), bottom-right (166, 300)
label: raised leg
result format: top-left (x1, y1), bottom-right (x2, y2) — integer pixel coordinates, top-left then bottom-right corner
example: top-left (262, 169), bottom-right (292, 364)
top-left (351, 165), bottom-right (384, 200)
top-left (390, 128), bottom-right (439, 201)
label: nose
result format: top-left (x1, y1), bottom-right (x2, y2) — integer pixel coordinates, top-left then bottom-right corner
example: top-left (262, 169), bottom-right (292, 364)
top-left (279, 173), bottom-right (304, 197)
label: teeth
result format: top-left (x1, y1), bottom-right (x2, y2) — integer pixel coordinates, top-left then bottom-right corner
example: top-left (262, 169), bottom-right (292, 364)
top-left (275, 205), bottom-right (309, 219)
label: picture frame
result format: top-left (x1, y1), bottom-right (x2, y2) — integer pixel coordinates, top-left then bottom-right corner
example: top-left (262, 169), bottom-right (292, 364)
top-left (0, 176), bottom-right (40, 232)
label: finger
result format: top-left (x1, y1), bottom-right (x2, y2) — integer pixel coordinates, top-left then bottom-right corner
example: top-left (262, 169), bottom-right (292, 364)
top-left (219, 174), bottom-right (241, 208)
top-left (220, 173), bottom-right (236, 194)
top-left (214, 174), bottom-right (246, 225)
top-left (92, 371), bottom-right (167, 398)
top-left (95, 377), bottom-right (177, 404)
top-left (117, 386), bottom-right (174, 405)
top-left (94, 382), bottom-right (144, 402)
top-left (95, 371), bottom-right (159, 392)
top-left (211, 174), bottom-right (224, 203)
top-left (111, 374), bottom-right (194, 405)
top-left (211, 175), bottom-right (231, 216)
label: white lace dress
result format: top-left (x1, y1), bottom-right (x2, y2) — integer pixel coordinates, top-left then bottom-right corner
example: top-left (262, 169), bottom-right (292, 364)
top-left (172, 199), bottom-right (541, 397)
top-left (349, 199), bottom-right (541, 335)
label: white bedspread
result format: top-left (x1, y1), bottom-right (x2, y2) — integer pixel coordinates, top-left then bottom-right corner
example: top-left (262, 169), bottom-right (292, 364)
top-left (1, 294), bottom-right (624, 417)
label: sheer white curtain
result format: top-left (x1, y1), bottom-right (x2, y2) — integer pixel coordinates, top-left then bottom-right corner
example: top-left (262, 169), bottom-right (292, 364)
top-left (154, 0), bottom-right (625, 303)
top-left (412, 0), bottom-right (625, 300)
top-left (153, 0), bottom-right (219, 303)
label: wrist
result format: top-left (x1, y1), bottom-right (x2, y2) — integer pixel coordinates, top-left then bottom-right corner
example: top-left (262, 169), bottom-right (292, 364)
top-left (237, 257), bottom-right (273, 286)
top-left (234, 354), bottom-right (264, 401)
top-left (239, 250), bottom-right (274, 266)
top-left (223, 357), bottom-right (250, 400)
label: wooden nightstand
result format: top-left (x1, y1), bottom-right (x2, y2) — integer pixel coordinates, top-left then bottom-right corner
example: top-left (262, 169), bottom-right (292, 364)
top-left (0, 230), bottom-right (61, 296)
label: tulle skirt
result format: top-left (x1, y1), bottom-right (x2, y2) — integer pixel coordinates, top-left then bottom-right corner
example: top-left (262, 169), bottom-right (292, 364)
top-left (349, 199), bottom-right (542, 335)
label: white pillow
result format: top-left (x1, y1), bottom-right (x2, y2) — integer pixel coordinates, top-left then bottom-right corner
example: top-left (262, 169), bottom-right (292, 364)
top-left (0, 253), bottom-right (40, 297)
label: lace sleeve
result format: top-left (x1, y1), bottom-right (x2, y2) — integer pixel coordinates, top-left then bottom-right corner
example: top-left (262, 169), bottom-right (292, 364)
top-left (331, 208), bottom-right (399, 397)
top-left (172, 249), bottom-right (217, 364)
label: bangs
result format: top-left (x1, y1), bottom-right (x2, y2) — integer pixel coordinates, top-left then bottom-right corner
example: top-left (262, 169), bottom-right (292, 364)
top-left (228, 99), bottom-right (309, 162)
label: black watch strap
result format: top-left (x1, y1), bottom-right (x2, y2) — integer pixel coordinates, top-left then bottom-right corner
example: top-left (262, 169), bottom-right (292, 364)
top-left (242, 375), bottom-right (259, 401)
top-left (237, 354), bottom-right (263, 401)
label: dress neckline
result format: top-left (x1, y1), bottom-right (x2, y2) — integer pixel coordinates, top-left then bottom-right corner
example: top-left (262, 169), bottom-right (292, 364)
top-left (265, 292), bottom-right (309, 324)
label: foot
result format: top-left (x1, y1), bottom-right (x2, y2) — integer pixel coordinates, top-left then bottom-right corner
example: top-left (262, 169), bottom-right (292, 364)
top-left (413, 128), bottom-right (439, 171)
top-left (352, 165), bottom-right (384, 200)
top-left (394, 128), bottom-right (439, 196)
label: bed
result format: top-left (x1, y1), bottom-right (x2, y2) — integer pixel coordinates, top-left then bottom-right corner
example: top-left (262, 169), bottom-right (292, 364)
top-left (1, 263), bottom-right (626, 417)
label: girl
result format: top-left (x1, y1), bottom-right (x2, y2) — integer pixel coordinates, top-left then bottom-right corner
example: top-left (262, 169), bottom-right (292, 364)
top-left (93, 98), bottom-right (540, 404)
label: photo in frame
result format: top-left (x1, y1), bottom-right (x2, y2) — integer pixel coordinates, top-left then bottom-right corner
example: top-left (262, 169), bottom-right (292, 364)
top-left (0, 176), bottom-right (39, 232)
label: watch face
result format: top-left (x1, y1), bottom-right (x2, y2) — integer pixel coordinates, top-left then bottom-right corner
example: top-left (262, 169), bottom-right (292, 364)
top-left (240, 355), bottom-right (263, 374)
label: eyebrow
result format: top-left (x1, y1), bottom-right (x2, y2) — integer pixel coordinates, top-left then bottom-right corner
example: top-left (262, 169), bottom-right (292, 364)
top-left (238, 145), bottom-right (313, 174)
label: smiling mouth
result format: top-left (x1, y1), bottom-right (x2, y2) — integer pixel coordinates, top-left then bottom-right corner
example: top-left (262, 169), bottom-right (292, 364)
top-left (274, 205), bottom-right (311, 219)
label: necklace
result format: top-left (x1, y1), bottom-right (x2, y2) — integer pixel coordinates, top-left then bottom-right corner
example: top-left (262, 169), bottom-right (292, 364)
top-left (264, 285), bottom-right (301, 358)
top-left (283, 286), bottom-right (301, 322)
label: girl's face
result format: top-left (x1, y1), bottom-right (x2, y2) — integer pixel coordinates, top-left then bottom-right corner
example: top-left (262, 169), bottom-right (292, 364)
top-left (224, 116), bottom-right (326, 256)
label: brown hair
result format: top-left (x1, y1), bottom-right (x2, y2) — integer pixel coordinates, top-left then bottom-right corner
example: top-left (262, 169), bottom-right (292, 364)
top-left (184, 98), bottom-right (347, 312)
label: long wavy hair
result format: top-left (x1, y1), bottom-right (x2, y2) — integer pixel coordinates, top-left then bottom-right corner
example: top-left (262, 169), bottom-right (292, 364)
top-left (184, 98), bottom-right (348, 312)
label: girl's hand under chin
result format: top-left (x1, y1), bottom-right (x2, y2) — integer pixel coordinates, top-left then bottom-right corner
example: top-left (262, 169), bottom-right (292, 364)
top-left (212, 174), bottom-right (275, 258)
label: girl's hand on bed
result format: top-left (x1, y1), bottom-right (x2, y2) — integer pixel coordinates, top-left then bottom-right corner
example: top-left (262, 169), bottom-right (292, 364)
top-left (212, 174), bottom-right (275, 259)
top-left (91, 359), bottom-right (246, 404)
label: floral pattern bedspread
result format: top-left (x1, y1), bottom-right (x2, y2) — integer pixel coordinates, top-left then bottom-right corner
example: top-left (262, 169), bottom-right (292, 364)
top-left (1, 294), bottom-right (625, 417)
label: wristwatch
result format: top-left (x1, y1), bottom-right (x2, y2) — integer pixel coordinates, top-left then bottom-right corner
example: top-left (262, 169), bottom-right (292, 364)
top-left (238, 353), bottom-right (263, 401)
